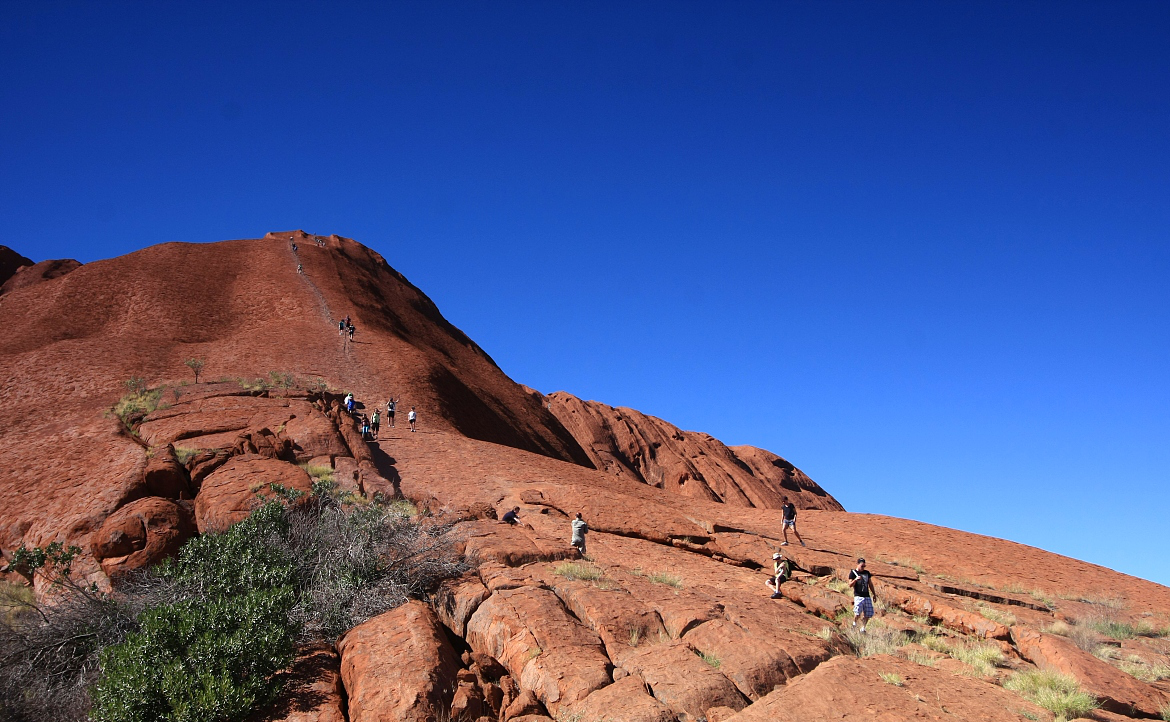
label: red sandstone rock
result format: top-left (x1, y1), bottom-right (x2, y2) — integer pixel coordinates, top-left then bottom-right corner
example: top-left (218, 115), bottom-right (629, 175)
top-left (0, 245), bottom-right (32, 287)
top-left (337, 601), bottom-right (460, 722)
top-left (550, 576), bottom-right (670, 666)
top-left (1011, 626), bottom-right (1170, 717)
top-left (194, 456), bottom-right (312, 533)
top-left (251, 646), bottom-right (346, 722)
top-left (283, 404), bottom-right (348, 460)
top-left (723, 654), bottom-right (1047, 722)
top-left (886, 587), bottom-right (1011, 640)
top-left (465, 586), bottom-right (611, 716)
top-left (683, 619), bottom-right (797, 699)
top-left (618, 641), bottom-right (747, 721)
top-left (433, 572), bottom-right (491, 636)
top-left (546, 392), bottom-right (842, 511)
top-left (562, 676), bottom-right (675, 722)
top-left (779, 580), bottom-right (848, 620)
top-left (142, 444), bottom-right (192, 499)
top-left (91, 497), bottom-right (195, 576)
top-left (0, 258), bottom-right (81, 295)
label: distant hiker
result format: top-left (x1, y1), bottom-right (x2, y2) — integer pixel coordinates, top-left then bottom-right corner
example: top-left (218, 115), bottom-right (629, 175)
top-left (371, 410), bottom-right (381, 439)
top-left (408, 406), bottom-right (417, 432)
top-left (292, 243), bottom-right (298, 252)
top-left (348, 324), bottom-right (355, 341)
top-left (297, 263), bottom-right (303, 273)
top-left (387, 398), bottom-right (397, 427)
top-left (765, 552), bottom-right (793, 599)
top-left (780, 498), bottom-right (806, 547)
top-left (360, 414), bottom-right (371, 439)
top-left (339, 320), bottom-right (346, 335)
top-left (501, 506), bottom-right (520, 525)
top-left (848, 558), bottom-right (878, 634)
top-left (570, 513), bottom-right (589, 558)
top-left (345, 393), bottom-right (355, 412)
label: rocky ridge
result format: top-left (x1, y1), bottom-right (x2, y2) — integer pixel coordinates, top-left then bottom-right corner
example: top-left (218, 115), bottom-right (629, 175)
top-left (1, 232), bottom-right (1168, 722)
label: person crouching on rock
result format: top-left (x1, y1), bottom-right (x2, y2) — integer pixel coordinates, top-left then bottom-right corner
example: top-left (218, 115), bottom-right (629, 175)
top-left (848, 558), bottom-right (879, 634)
top-left (570, 513), bottom-right (589, 558)
top-left (501, 506), bottom-right (520, 525)
top-left (765, 552), bottom-right (793, 599)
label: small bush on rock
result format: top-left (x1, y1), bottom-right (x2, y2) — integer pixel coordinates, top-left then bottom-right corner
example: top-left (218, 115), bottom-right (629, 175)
top-left (1004, 669), bottom-right (1097, 721)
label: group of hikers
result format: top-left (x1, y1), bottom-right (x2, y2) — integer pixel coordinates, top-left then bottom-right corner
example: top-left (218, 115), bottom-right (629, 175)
top-left (501, 497), bottom-right (879, 634)
top-left (343, 392), bottom-right (418, 438)
top-left (338, 315), bottom-right (356, 343)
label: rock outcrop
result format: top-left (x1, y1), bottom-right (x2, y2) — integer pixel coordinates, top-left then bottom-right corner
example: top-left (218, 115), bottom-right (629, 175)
top-left (547, 392), bottom-right (841, 510)
top-left (2, 233), bottom-right (1169, 722)
top-left (0, 258), bottom-right (81, 295)
top-left (0, 245), bottom-right (32, 286)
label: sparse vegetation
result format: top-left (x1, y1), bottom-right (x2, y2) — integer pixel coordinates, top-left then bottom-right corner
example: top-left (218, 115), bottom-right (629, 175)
top-left (976, 603), bottom-right (1017, 627)
top-left (112, 384), bottom-right (162, 427)
top-left (1161, 703), bottom-right (1170, 722)
top-left (553, 562), bottom-right (603, 582)
top-left (697, 650), bottom-right (721, 668)
top-left (628, 627), bottom-right (641, 647)
top-left (949, 641), bottom-right (1006, 677)
top-left (844, 624), bottom-right (907, 657)
top-left (1086, 615), bottom-right (1156, 640)
top-left (1118, 657), bottom-right (1170, 682)
top-left (883, 557), bottom-right (926, 574)
top-left (878, 671), bottom-right (904, 686)
top-left (1004, 669), bottom-right (1098, 721)
top-left (183, 358), bottom-right (205, 383)
top-left (173, 447), bottom-right (199, 465)
top-left (299, 463), bottom-right (335, 485)
top-left (902, 648), bottom-right (937, 667)
top-left (1043, 619), bottom-right (1072, 636)
top-left (815, 626), bottom-right (833, 641)
top-left (919, 633), bottom-right (952, 654)
top-left (826, 578), bottom-right (851, 594)
top-left (643, 570), bottom-right (682, 588)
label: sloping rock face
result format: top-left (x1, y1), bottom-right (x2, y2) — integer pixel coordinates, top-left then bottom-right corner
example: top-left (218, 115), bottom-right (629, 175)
top-left (0, 258), bottom-right (81, 295)
top-left (547, 392), bottom-right (842, 510)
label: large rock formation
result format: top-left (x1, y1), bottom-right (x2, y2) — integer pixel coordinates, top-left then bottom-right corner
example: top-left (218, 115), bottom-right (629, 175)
top-left (0, 245), bottom-right (32, 286)
top-left (2, 232), bottom-right (1168, 722)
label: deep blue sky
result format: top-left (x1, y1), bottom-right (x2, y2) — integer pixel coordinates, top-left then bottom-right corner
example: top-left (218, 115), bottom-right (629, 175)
top-left (4, 2), bottom-right (1167, 585)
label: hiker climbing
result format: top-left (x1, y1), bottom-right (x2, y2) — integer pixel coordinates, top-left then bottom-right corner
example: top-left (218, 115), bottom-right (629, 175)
top-left (570, 512), bottom-right (589, 558)
top-left (338, 320), bottom-right (346, 336)
top-left (297, 263), bottom-right (303, 274)
top-left (386, 398), bottom-right (396, 427)
top-left (360, 414), bottom-right (371, 440)
top-left (348, 323), bottom-right (355, 342)
top-left (501, 506), bottom-right (520, 525)
top-left (765, 552), bottom-right (793, 599)
top-left (848, 558), bottom-right (879, 634)
top-left (780, 497), bottom-right (806, 547)
top-left (371, 409), bottom-right (380, 439)
top-left (407, 406), bottom-right (417, 432)
top-left (345, 393), bottom-right (355, 413)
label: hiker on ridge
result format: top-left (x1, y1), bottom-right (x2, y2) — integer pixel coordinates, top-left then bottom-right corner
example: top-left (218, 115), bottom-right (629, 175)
top-left (408, 406), bottom-right (417, 432)
top-left (387, 398), bottom-right (397, 428)
top-left (344, 393), bottom-right (355, 413)
top-left (848, 558), bottom-right (879, 634)
top-left (765, 552), bottom-right (793, 599)
top-left (570, 513), bottom-right (589, 558)
top-left (780, 497), bottom-right (806, 547)
top-left (371, 409), bottom-right (381, 439)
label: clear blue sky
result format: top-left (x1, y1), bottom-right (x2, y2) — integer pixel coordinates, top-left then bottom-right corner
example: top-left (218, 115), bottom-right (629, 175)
top-left (3, 2), bottom-right (1167, 585)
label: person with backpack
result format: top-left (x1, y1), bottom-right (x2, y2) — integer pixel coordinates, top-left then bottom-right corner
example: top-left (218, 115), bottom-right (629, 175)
top-left (780, 497), bottom-right (806, 547)
top-left (371, 410), bottom-right (380, 439)
top-left (848, 558), bottom-right (879, 634)
top-left (570, 512), bottom-right (589, 558)
top-left (764, 552), bottom-right (794, 599)
top-left (408, 406), bottom-right (417, 432)
top-left (386, 398), bottom-right (396, 427)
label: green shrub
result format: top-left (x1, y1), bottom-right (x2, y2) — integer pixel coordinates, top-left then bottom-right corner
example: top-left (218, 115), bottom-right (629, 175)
top-left (113, 387), bottom-right (162, 427)
top-left (90, 503), bottom-right (297, 722)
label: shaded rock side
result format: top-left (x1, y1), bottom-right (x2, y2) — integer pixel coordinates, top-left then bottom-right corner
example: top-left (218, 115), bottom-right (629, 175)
top-left (90, 497), bottom-right (195, 577)
top-left (546, 392), bottom-right (842, 511)
top-left (251, 646), bottom-right (347, 722)
top-left (0, 245), bottom-right (32, 286)
top-left (337, 601), bottom-right (461, 722)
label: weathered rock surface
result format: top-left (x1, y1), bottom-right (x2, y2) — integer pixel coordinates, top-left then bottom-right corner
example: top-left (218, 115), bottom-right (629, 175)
top-left (0, 257), bottom-right (80, 295)
top-left (90, 497), bottom-right (195, 576)
top-left (337, 601), bottom-right (461, 722)
top-left (547, 392), bottom-right (841, 511)
top-left (562, 676), bottom-right (676, 722)
top-left (619, 641), bottom-right (747, 721)
top-left (723, 654), bottom-right (1047, 721)
top-left (1011, 626), bottom-right (1170, 717)
top-left (194, 455), bottom-right (312, 533)
top-left (465, 586), bottom-right (611, 715)
top-left (252, 646), bottom-right (346, 722)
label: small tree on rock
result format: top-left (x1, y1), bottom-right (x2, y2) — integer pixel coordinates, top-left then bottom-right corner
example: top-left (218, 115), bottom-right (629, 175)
top-left (184, 358), bottom-right (205, 384)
